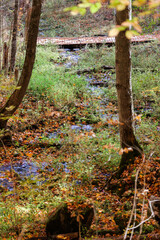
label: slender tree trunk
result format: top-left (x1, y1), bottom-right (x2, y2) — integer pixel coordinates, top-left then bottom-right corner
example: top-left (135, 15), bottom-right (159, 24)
top-left (19, 0), bottom-right (26, 10)
top-left (2, 42), bottom-right (8, 72)
top-left (9, 0), bottom-right (19, 72)
top-left (0, 0), bottom-right (42, 132)
top-left (115, 7), bottom-right (142, 176)
top-left (25, 2), bottom-right (32, 44)
top-left (0, 0), bottom-right (3, 71)
top-left (18, 0), bottom-right (26, 37)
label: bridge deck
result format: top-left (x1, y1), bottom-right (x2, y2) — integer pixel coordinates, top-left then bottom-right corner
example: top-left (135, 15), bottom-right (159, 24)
top-left (37, 34), bottom-right (160, 49)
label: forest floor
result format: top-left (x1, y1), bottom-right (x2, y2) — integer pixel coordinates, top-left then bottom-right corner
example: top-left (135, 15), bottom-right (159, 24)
top-left (0, 91), bottom-right (160, 239)
top-left (0, 41), bottom-right (160, 239)
top-left (0, 1), bottom-right (160, 239)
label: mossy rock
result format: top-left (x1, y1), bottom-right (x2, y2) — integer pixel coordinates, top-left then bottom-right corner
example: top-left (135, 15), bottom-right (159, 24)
top-left (114, 211), bottom-right (130, 233)
top-left (0, 130), bottom-right (12, 146)
top-left (142, 224), bottom-right (155, 234)
top-left (46, 202), bottom-right (94, 238)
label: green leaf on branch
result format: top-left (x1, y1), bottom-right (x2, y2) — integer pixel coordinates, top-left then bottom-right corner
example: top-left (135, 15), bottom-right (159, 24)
top-left (64, 0), bottom-right (101, 15)
top-left (0, 116), bottom-right (11, 120)
top-left (125, 30), bottom-right (140, 39)
top-left (79, 3), bottom-right (91, 8)
top-left (109, 26), bottom-right (126, 37)
top-left (90, 2), bottom-right (102, 13)
top-left (79, 8), bottom-right (87, 15)
top-left (109, 0), bottom-right (129, 10)
top-left (64, 6), bottom-right (83, 16)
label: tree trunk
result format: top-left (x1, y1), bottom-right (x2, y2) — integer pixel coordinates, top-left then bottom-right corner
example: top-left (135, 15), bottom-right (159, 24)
top-left (25, 2), bottom-right (32, 44)
top-left (115, 7), bottom-right (142, 176)
top-left (19, 0), bottom-right (26, 11)
top-left (0, 0), bottom-right (42, 132)
top-left (2, 42), bottom-right (8, 72)
top-left (0, 0), bottom-right (3, 71)
top-left (9, 0), bottom-right (18, 72)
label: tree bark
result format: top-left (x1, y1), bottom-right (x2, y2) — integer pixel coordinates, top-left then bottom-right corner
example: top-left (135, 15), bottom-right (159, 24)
top-left (9, 0), bottom-right (18, 72)
top-left (2, 42), bottom-right (8, 71)
top-left (115, 7), bottom-right (142, 176)
top-left (0, 0), bottom-right (42, 131)
top-left (0, 0), bottom-right (3, 71)
top-left (25, 2), bottom-right (32, 44)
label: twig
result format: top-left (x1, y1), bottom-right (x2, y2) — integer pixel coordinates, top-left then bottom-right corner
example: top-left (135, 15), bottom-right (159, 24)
top-left (17, 224), bottom-right (28, 240)
top-left (124, 152), bottom-right (154, 240)
top-left (137, 159), bottom-right (147, 240)
top-left (124, 199), bottom-right (159, 232)
top-left (124, 155), bottom-right (142, 240)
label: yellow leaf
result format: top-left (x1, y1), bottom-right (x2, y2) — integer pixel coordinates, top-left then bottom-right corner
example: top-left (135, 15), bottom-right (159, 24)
top-left (132, 22), bottom-right (142, 32)
top-left (125, 30), bottom-right (134, 39)
top-left (121, 0), bottom-right (130, 4)
top-left (109, 28), bottom-right (120, 37)
top-left (117, 4), bottom-right (126, 11)
top-left (119, 148), bottom-right (124, 155)
top-left (5, 105), bottom-right (15, 111)
top-left (133, 0), bottom-right (147, 7)
top-left (122, 21), bottom-right (131, 27)
top-left (149, 0), bottom-right (160, 9)
top-left (15, 86), bottom-right (21, 90)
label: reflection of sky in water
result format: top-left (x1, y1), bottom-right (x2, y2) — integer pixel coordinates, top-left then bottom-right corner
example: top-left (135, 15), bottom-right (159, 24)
top-left (60, 49), bottom-right (80, 68)
top-left (0, 160), bottom-right (46, 191)
top-left (61, 162), bottom-right (70, 173)
top-left (71, 124), bottom-right (92, 132)
top-left (48, 125), bottom-right (93, 139)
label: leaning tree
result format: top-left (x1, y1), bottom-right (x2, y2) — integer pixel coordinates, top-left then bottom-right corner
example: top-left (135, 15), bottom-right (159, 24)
top-left (0, 0), bottom-right (42, 143)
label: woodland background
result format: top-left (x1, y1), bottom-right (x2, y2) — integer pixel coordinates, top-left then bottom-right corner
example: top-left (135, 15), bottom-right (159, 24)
top-left (0, 0), bottom-right (159, 239)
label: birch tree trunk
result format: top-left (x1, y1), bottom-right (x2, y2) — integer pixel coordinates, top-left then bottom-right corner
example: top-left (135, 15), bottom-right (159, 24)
top-left (0, 0), bottom-right (42, 134)
top-left (115, 7), bottom-right (142, 176)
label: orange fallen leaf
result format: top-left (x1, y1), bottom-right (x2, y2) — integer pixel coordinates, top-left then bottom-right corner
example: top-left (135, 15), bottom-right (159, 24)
top-left (26, 152), bottom-right (33, 157)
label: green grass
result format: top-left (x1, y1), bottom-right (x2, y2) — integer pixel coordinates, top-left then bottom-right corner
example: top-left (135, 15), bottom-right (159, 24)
top-left (132, 42), bottom-right (160, 70)
top-left (76, 45), bottom-right (115, 70)
top-left (29, 46), bottom-right (89, 109)
top-left (137, 119), bottom-right (160, 155)
top-left (29, 42), bottom-right (159, 116)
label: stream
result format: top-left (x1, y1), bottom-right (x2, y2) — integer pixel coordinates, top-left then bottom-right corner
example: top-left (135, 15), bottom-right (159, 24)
top-left (0, 47), bottom-right (155, 191)
top-left (1, 47), bottom-right (113, 191)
